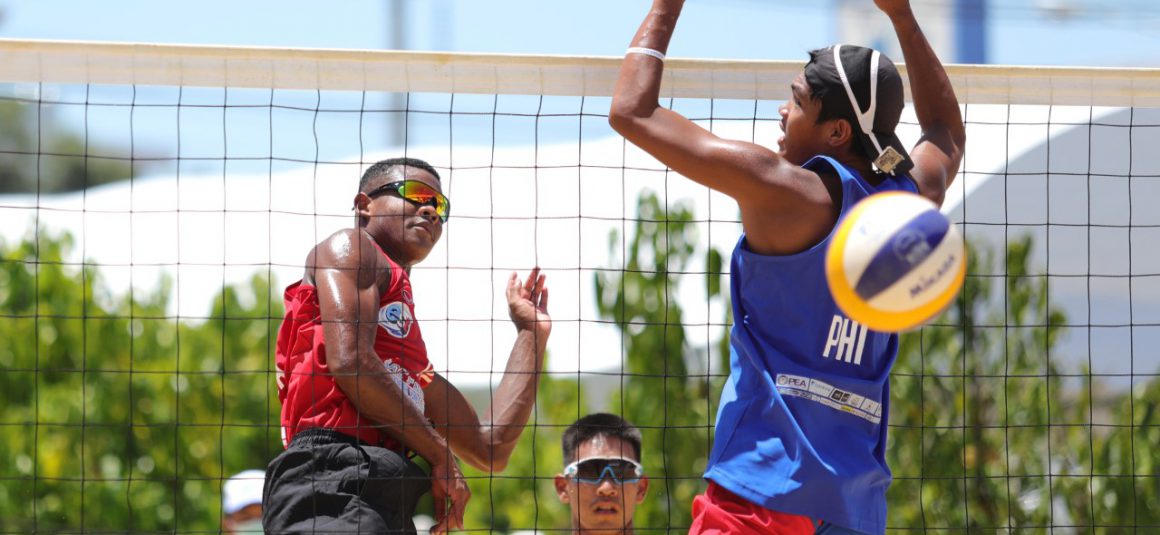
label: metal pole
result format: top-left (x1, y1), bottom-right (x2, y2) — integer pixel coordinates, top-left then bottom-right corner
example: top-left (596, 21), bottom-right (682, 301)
top-left (955, 0), bottom-right (987, 64)
top-left (387, 0), bottom-right (406, 148)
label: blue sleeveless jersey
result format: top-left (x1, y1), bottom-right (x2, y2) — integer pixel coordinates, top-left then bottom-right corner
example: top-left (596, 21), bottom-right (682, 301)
top-left (703, 156), bottom-right (919, 534)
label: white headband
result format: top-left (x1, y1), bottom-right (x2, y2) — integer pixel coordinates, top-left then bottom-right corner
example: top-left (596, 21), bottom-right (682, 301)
top-left (832, 45), bottom-right (903, 174)
top-left (833, 45), bottom-right (884, 155)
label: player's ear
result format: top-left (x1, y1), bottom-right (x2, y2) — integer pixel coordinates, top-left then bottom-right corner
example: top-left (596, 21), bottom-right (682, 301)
top-left (554, 474), bottom-right (570, 504)
top-left (635, 475), bottom-right (649, 503)
top-left (353, 191), bottom-right (372, 217)
top-left (828, 118), bottom-right (854, 149)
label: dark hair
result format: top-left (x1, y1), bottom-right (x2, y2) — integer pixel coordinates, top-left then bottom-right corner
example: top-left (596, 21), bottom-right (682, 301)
top-left (805, 47), bottom-right (846, 125)
top-left (358, 157), bottom-right (441, 193)
top-left (561, 413), bottom-right (642, 464)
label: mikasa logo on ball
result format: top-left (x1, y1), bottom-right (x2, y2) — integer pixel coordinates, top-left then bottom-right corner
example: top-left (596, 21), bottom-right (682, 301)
top-left (908, 252), bottom-right (959, 299)
top-left (826, 192), bottom-right (966, 332)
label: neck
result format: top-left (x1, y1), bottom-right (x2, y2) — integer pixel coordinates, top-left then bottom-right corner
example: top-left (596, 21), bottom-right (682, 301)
top-left (835, 154), bottom-right (879, 185)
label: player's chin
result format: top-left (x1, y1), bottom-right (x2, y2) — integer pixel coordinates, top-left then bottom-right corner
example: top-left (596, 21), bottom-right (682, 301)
top-left (410, 227), bottom-right (440, 246)
top-left (780, 147), bottom-right (807, 166)
top-left (776, 140), bottom-right (793, 161)
top-left (405, 239), bottom-right (437, 263)
top-left (579, 515), bottom-right (627, 533)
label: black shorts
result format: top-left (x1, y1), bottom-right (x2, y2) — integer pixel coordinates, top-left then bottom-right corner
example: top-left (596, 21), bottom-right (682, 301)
top-left (262, 428), bottom-right (431, 534)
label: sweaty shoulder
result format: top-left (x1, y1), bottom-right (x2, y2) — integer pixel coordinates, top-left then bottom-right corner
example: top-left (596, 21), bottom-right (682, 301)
top-left (739, 162), bottom-right (842, 256)
top-left (303, 229), bottom-right (388, 287)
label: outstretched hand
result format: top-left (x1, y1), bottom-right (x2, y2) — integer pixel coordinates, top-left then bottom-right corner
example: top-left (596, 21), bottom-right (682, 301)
top-left (874, 0), bottom-right (912, 17)
top-left (507, 268), bottom-right (551, 336)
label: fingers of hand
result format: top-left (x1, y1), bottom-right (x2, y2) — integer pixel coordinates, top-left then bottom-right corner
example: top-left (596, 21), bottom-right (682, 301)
top-left (507, 272), bottom-right (520, 299)
top-left (452, 500), bottom-right (466, 530)
top-left (523, 267), bottom-right (541, 294)
top-left (433, 494), bottom-right (447, 522)
top-left (528, 271), bottom-right (546, 303)
top-left (452, 485), bottom-right (470, 529)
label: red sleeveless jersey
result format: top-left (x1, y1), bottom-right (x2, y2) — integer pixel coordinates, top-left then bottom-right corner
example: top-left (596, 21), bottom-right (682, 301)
top-left (275, 245), bottom-right (435, 448)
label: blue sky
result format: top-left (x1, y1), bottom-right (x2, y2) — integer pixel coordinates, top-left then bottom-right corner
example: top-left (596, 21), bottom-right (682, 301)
top-left (1, 0), bottom-right (1157, 66)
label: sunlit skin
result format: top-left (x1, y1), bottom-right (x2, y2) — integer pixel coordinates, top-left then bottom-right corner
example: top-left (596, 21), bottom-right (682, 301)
top-left (777, 73), bottom-right (870, 180)
top-left (305, 166), bottom-right (444, 287)
top-left (555, 436), bottom-right (649, 535)
top-left (290, 162), bottom-right (552, 534)
top-left (356, 165), bottom-right (444, 272)
top-left (607, 0), bottom-right (966, 530)
top-left (609, 0), bottom-right (964, 257)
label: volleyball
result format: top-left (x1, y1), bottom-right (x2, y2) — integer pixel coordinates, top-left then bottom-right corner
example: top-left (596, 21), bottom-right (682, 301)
top-left (825, 191), bottom-right (966, 333)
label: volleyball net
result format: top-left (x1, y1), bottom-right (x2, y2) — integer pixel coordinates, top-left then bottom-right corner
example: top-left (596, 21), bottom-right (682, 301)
top-left (1, 40), bottom-right (1158, 532)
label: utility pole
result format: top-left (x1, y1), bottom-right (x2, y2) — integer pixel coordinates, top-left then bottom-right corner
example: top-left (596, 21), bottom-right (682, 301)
top-left (955, 0), bottom-right (987, 64)
top-left (387, 0), bottom-right (407, 148)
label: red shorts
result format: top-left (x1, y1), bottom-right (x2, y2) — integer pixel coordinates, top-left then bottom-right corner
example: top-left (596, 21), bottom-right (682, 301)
top-left (690, 482), bottom-right (820, 535)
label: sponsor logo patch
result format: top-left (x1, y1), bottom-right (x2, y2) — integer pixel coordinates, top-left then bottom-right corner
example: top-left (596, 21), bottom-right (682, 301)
top-left (384, 360), bottom-right (425, 411)
top-left (378, 301), bottom-right (414, 338)
top-left (775, 373), bottom-right (881, 424)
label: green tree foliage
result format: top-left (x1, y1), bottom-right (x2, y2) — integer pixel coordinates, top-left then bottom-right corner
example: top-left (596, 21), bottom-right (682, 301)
top-left (0, 100), bottom-right (135, 194)
top-left (458, 376), bottom-right (588, 533)
top-left (2, 202), bottom-right (1157, 533)
top-left (593, 191), bottom-right (728, 532)
top-left (0, 228), bottom-right (281, 531)
top-left (887, 236), bottom-right (1160, 530)
top-left (462, 191), bottom-right (729, 534)
top-left (585, 193), bottom-right (1159, 532)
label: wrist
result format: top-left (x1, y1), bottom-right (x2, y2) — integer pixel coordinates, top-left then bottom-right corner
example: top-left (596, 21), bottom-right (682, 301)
top-left (649, 0), bottom-right (683, 21)
top-left (886, 5), bottom-right (916, 24)
top-left (514, 323), bottom-right (549, 336)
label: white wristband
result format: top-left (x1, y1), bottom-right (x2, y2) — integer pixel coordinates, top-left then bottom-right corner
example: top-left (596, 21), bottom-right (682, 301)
top-left (626, 47), bottom-right (666, 61)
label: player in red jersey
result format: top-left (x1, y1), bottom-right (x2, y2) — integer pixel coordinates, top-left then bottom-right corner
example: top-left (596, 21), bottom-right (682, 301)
top-left (263, 157), bottom-right (552, 535)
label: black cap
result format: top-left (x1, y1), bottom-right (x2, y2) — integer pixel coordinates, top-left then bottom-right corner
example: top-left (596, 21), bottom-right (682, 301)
top-left (803, 45), bottom-right (913, 175)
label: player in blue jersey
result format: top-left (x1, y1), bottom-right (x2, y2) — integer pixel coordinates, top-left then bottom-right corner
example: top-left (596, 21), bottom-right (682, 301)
top-left (609, 0), bottom-right (965, 533)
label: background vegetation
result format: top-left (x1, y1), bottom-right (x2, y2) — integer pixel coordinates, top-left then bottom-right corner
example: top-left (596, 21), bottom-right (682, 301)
top-left (2, 191), bottom-right (1156, 532)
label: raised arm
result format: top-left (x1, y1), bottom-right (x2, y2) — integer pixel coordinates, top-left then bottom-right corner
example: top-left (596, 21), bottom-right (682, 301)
top-left (424, 269), bottom-right (552, 473)
top-left (609, 0), bottom-right (784, 199)
top-left (314, 228), bottom-right (469, 534)
top-left (609, 0), bottom-right (835, 255)
top-left (877, 0), bottom-right (966, 206)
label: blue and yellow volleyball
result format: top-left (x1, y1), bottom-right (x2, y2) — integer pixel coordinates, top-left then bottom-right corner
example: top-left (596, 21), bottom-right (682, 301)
top-left (825, 191), bottom-right (966, 333)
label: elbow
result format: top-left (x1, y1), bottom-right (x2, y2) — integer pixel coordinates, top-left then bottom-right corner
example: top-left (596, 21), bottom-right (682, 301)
top-left (951, 129), bottom-right (967, 162)
top-left (608, 97), bottom-right (650, 138)
top-left (326, 351), bottom-right (373, 394)
top-left (462, 439), bottom-right (515, 474)
top-left (329, 352), bottom-right (354, 378)
top-left (480, 457), bottom-right (509, 474)
top-left (327, 351), bottom-right (358, 377)
top-left (462, 450), bottom-right (509, 474)
top-left (608, 102), bottom-right (634, 136)
top-left (481, 441), bottom-right (515, 474)
top-left (942, 120), bottom-right (966, 163)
